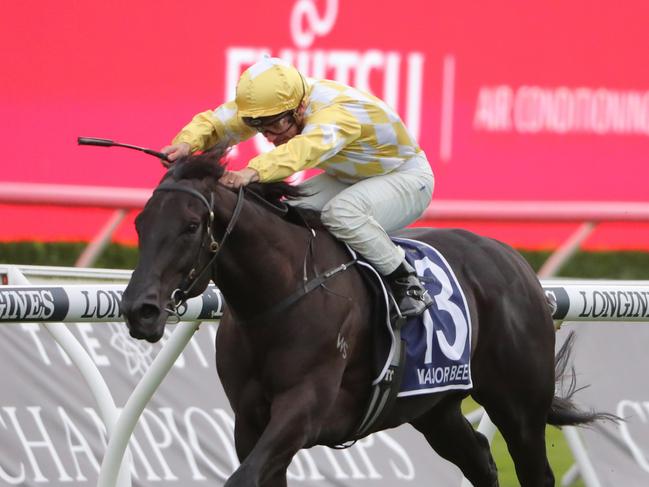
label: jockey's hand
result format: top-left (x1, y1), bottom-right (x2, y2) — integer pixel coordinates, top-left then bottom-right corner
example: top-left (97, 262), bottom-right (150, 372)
top-left (220, 168), bottom-right (260, 189)
top-left (160, 142), bottom-right (191, 167)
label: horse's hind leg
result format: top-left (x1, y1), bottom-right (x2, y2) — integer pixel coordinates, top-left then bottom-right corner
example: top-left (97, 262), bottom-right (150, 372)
top-left (472, 320), bottom-right (556, 485)
top-left (410, 396), bottom-right (499, 487)
top-left (480, 402), bottom-right (554, 487)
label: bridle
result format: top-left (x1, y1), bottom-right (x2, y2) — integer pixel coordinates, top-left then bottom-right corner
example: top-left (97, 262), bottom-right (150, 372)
top-left (152, 181), bottom-right (356, 326)
top-left (154, 183), bottom-right (245, 320)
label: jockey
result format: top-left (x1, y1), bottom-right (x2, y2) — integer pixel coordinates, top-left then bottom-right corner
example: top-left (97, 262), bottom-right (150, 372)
top-left (161, 57), bottom-right (434, 317)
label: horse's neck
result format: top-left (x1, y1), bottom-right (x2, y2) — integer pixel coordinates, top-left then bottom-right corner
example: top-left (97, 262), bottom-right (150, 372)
top-left (212, 190), bottom-right (310, 316)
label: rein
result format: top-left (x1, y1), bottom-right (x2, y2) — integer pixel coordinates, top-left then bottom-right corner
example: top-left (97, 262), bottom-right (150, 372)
top-left (245, 188), bottom-right (290, 217)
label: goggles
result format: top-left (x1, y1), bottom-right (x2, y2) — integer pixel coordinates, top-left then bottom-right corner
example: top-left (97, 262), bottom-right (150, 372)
top-left (243, 110), bottom-right (296, 136)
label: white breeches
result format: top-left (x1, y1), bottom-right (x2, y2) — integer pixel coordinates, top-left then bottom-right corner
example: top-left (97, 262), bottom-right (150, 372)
top-left (291, 153), bottom-right (434, 275)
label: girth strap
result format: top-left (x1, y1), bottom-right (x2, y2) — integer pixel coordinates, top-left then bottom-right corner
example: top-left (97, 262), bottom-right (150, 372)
top-left (353, 319), bottom-right (406, 438)
top-left (236, 259), bottom-right (357, 327)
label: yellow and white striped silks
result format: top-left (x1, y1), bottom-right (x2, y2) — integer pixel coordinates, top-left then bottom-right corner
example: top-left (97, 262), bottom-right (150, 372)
top-left (172, 78), bottom-right (424, 184)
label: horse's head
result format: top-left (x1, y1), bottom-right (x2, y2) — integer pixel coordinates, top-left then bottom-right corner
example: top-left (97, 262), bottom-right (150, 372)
top-left (121, 148), bottom-right (227, 342)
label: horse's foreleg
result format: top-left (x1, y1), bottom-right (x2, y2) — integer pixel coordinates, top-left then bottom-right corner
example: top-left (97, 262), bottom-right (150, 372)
top-left (230, 410), bottom-right (290, 487)
top-left (224, 383), bottom-right (326, 487)
top-left (410, 396), bottom-right (499, 487)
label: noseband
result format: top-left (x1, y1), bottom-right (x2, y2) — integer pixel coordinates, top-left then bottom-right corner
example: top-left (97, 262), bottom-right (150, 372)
top-left (154, 183), bottom-right (245, 318)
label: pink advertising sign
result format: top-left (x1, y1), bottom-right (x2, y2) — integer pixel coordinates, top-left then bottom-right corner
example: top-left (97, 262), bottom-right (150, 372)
top-left (1, 1), bottom-right (648, 248)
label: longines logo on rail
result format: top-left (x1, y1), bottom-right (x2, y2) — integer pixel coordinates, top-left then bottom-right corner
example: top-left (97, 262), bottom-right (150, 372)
top-left (79, 289), bottom-right (122, 319)
top-left (0, 288), bottom-right (64, 321)
top-left (578, 290), bottom-right (649, 319)
top-left (225, 0), bottom-right (425, 155)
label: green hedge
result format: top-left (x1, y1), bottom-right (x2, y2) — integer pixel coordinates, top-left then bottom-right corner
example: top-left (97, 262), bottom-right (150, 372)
top-left (0, 242), bottom-right (139, 270)
top-left (521, 250), bottom-right (649, 279)
top-left (2, 242), bottom-right (649, 279)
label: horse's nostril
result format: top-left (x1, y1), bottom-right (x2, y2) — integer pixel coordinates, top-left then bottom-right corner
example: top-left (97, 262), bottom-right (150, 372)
top-left (140, 303), bottom-right (159, 320)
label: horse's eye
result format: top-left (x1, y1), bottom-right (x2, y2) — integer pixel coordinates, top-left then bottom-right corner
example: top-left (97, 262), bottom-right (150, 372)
top-left (186, 222), bottom-right (200, 233)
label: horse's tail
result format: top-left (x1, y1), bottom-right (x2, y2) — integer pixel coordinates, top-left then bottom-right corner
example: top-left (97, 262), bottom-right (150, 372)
top-left (547, 331), bottom-right (617, 427)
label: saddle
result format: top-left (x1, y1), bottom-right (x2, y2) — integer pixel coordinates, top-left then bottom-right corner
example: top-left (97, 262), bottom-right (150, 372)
top-left (349, 238), bottom-right (474, 438)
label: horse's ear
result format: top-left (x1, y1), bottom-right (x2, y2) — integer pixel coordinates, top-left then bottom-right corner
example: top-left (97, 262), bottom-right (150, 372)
top-left (204, 140), bottom-right (231, 165)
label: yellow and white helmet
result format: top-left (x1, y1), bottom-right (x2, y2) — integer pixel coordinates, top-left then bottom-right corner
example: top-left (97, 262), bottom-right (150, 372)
top-left (235, 57), bottom-right (305, 119)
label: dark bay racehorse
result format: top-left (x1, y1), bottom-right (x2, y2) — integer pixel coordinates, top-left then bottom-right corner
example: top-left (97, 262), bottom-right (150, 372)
top-left (122, 148), bottom-right (605, 487)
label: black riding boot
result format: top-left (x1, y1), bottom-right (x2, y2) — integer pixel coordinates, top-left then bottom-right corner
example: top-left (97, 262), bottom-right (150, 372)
top-left (387, 261), bottom-right (434, 317)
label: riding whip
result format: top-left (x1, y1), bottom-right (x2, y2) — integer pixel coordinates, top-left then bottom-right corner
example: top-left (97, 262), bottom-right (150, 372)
top-left (77, 136), bottom-right (171, 162)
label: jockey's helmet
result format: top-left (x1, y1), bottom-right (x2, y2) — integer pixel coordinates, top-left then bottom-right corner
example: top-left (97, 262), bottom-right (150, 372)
top-left (235, 57), bottom-right (305, 119)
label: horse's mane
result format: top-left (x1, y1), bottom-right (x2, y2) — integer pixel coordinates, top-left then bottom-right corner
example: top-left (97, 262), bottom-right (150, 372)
top-left (168, 145), bottom-right (228, 182)
top-left (164, 145), bottom-right (324, 228)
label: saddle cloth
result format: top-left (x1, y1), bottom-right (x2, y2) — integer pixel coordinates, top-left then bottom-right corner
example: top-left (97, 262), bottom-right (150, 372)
top-left (353, 237), bottom-right (473, 397)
